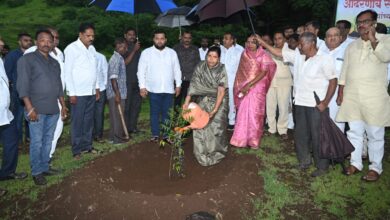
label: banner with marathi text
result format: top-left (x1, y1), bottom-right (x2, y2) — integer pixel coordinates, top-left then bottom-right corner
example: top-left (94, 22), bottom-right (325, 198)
top-left (336, 0), bottom-right (390, 33)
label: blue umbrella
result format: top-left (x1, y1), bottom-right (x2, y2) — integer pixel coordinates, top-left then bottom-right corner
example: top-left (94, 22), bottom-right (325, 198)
top-left (90, 0), bottom-right (177, 39)
top-left (90, 0), bottom-right (177, 14)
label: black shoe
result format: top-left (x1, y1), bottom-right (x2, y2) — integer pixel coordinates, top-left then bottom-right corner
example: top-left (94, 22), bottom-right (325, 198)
top-left (150, 136), bottom-right (159, 143)
top-left (113, 139), bottom-right (129, 145)
top-left (33, 174), bottom-right (47, 185)
top-left (311, 169), bottom-right (328, 177)
top-left (295, 163), bottom-right (311, 171)
top-left (162, 138), bottom-right (173, 145)
top-left (130, 129), bottom-right (143, 134)
top-left (227, 125), bottom-right (235, 131)
top-left (82, 148), bottom-right (98, 154)
top-left (94, 137), bottom-right (105, 143)
top-left (0, 188), bottom-right (7, 196)
top-left (43, 168), bottom-right (62, 176)
top-left (0, 172), bottom-right (28, 181)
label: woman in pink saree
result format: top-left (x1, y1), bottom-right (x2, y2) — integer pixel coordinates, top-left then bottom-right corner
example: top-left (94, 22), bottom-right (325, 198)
top-left (230, 35), bottom-right (276, 149)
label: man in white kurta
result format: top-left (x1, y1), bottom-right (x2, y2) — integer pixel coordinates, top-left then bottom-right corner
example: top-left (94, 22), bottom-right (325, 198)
top-left (336, 10), bottom-right (390, 181)
top-left (220, 33), bottom-right (244, 129)
top-left (322, 27), bottom-right (346, 132)
top-left (266, 32), bottom-right (293, 140)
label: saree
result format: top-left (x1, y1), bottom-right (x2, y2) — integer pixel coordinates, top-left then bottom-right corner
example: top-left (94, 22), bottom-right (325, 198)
top-left (230, 47), bottom-right (276, 148)
top-left (187, 61), bottom-right (229, 166)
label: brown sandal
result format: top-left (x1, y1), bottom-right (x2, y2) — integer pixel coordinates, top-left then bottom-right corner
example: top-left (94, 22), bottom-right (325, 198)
top-left (361, 170), bottom-right (380, 182)
top-left (345, 165), bottom-right (360, 176)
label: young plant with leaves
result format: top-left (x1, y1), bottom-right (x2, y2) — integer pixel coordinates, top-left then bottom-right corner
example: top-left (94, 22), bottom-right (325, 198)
top-left (160, 107), bottom-right (193, 179)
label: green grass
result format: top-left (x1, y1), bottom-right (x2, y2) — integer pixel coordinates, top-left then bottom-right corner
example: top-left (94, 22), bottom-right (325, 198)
top-left (239, 130), bottom-right (390, 219)
top-left (1, 98), bottom-right (390, 219)
top-left (0, 100), bottom-right (151, 218)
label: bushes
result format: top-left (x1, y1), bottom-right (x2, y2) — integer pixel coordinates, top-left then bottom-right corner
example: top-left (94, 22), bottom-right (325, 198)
top-left (45, 0), bottom-right (89, 6)
top-left (5, 0), bottom-right (27, 7)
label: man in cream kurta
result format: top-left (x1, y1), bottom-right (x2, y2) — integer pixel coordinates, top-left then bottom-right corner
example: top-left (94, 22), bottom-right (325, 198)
top-left (336, 10), bottom-right (390, 181)
top-left (266, 32), bottom-right (293, 140)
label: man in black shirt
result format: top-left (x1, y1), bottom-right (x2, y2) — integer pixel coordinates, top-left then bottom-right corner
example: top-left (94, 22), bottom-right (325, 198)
top-left (123, 28), bottom-right (142, 134)
top-left (173, 31), bottom-right (200, 107)
top-left (17, 29), bottom-right (67, 185)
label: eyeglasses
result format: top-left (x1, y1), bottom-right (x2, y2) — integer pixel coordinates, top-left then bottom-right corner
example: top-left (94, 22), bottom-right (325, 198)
top-left (356, 19), bottom-right (372, 25)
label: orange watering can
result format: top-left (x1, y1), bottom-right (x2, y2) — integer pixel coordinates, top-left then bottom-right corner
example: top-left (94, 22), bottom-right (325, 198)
top-left (175, 102), bottom-right (210, 133)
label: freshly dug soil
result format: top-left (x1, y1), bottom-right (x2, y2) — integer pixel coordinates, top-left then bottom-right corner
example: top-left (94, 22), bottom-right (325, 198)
top-left (31, 138), bottom-right (263, 220)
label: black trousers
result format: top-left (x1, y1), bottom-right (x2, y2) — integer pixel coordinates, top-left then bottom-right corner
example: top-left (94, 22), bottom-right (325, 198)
top-left (174, 80), bottom-right (190, 108)
top-left (0, 119), bottom-right (18, 178)
top-left (125, 83), bottom-right (142, 132)
top-left (294, 105), bottom-right (329, 170)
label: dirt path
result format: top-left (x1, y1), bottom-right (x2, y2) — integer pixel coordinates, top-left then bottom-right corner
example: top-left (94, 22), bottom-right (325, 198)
top-left (31, 139), bottom-right (263, 220)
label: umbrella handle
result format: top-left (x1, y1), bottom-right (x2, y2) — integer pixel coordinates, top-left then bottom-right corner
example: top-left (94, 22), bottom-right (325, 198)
top-left (243, 0), bottom-right (256, 35)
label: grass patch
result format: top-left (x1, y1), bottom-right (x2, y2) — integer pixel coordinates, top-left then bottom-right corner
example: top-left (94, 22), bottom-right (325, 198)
top-left (239, 135), bottom-right (304, 219)
top-left (239, 129), bottom-right (390, 219)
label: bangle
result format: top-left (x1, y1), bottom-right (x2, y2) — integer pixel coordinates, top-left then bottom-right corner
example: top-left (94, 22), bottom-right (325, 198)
top-left (27, 108), bottom-right (35, 116)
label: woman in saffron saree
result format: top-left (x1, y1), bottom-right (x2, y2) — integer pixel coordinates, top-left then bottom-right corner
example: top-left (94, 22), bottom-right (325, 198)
top-left (230, 35), bottom-right (276, 149)
top-left (183, 46), bottom-right (229, 166)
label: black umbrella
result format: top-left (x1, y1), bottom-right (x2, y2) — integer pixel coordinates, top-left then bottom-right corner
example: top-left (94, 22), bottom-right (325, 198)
top-left (90, 0), bottom-right (177, 14)
top-left (314, 92), bottom-right (355, 173)
top-left (191, 0), bottom-right (265, 34)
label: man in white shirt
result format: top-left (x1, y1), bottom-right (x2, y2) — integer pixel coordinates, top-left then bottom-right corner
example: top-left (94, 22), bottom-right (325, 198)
top-left (137, 30), bottom-right (181, 142)
top-left (64, 23), bottom-right (100, 159)
top-left (0, 58), bottom-right (27, 192)
top-left (220, 32), bottom-right (244, 130)
top-left (24, 27), bottom-right (65, 160)
top-left (198, 37), bottom-right (209, 61)
top-left (305, 21), bottom-right (327, 52)
top-left (336, 20), bottom-right (355, 50)
top-left (257, 32), bottom-right (337, 177)
top-left (93, 51), bottom-right (108, 143)
top-left (322, 27), bottom-right (346, 132)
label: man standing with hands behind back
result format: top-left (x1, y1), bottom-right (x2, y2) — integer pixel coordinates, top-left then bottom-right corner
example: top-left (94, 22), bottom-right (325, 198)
top-left (64, 23), bottom-right (100, 160)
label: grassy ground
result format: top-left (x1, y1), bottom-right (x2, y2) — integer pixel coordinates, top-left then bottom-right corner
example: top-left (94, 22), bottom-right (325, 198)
top-left (1, 99), bottom-right (389, 219)
top-left (0, 100), bottom-right (151, 218)
top-left (237, 132), bottom-right (390, 219)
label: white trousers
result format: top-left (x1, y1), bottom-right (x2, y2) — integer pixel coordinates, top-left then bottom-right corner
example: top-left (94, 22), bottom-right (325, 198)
top-left (50, 101), bottom-right (63, 158)
top-left (329, 94), bottom-right (345, 132)
top-left (348, 121), bottom-right (384, 174)
top-left (266, 86), bottom-right (291, 134)
top-left (287, 94), bottom-right (294, 129)
top-left (228, 82), bottom-right (236, 126)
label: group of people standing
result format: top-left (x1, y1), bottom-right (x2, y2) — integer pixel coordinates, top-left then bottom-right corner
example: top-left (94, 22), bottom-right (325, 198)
top-left (181, 9), bottom-right (390, 182)
top-left (0, 9), bottom-right (389, 195)
top-left (0, 24), bottom-right (144, 189)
